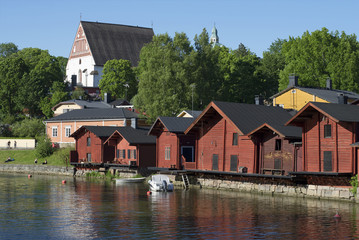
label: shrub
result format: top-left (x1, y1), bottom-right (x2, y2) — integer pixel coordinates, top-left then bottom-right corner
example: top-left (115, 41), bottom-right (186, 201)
top-left (350, 175), bottom-right (358, 196)
top-left (35, 135), bottom-right (53, 158)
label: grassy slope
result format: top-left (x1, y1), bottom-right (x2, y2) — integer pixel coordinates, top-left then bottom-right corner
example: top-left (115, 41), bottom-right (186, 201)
top-left (0, 148), bottom-right (73, 167)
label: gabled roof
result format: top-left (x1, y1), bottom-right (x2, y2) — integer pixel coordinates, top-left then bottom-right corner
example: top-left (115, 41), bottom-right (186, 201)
top-left (52, 99), bottom-right (111, 111)
top-left (45, 108), bottom-right (139, 122)
top-left (109, 99), bottom-right (132, 106)
top-left (185, 101), bottom-right (296, 135)
top-left (177, 110), bottom-right (202, 118)
top-left (286, 102), bottom-right (359, 125)
top-left (149, 116), bottom-right (195, 135)
top-left (271, 86), bottom-right (359, 103)
top-left (105, 126), bottom-right (156, 145)
top-left (247, 123), bottom-right (302, 139)
top-left (70, 126), bottom-right (124, 138)
top-left (81, 21), bottom-right (154, 66)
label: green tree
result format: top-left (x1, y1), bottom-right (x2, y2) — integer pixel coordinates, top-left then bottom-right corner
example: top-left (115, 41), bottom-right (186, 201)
top-left (99, 59), bottom-right (137, 100)
top-left (12, 118), bottom-right (45, 138)
top-left (134, 33), bottom-right (193, 121)
top-left (0, 42), bottom-right (18, 58)
top-left (71, 86), bottom-right (87, 100)
top-left (257, 39), bottom-right (286, 97)
top-left (278, 28), bottom-right (359, 91)
top-left (0, 57), bottom-right (28, 115)
top-left (40, 81), bottom-right (69, 118)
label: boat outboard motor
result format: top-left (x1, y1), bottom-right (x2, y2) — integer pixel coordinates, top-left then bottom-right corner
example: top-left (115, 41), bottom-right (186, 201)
top-left (163, 180), bottom-right (168, 192)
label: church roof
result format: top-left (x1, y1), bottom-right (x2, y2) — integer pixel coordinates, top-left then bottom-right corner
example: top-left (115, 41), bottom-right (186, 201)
top-left (81, 21), bottom-right (154, 66)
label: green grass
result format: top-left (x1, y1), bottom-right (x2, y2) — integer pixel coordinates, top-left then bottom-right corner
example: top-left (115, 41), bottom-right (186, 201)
top-left (0, 147), bottom-right (74, 167)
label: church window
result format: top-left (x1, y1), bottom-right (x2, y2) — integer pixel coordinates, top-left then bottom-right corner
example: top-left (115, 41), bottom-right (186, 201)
top-left (79, 59), bottom-right (81, 64)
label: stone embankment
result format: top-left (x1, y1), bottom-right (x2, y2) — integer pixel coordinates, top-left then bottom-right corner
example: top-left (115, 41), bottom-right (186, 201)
top-left (0, 164), bottom-right (74, 176)
top-left (0, 165), bottom-right (357, 202)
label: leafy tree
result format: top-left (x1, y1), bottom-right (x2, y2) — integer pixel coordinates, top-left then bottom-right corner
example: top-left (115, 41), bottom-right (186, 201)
top-left (40, 81), bottom-right (69, 118)
top-left (0, 42), bottom-right (18, 58)
top-left (12, 118), bottom-right (45, 138)
top-left (278, 28), bottom-right (359, 91)
top-left (257, 39), bottom-right (286, 97)
top-left (99, 59), bottom-right (137, 100)
top-left (71, 86), bottom-right (87, 100)
top-left (0, 57), bottom-right (28, 115)
top-left (134, 33), bottom-right (193, 121)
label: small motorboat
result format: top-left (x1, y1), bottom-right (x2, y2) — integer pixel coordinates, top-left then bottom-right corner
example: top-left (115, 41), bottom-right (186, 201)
top-left (148, 174), bottom-right (174, 192)
top-left (115, 177), bottom-right (146, 184)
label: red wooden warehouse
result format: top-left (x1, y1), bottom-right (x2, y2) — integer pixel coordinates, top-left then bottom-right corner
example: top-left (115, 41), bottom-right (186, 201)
top-left (149, 117), bottom-right (196, 170)
top-left (184, 101), bottom-right (301, 174)
top-left (70, 126), bottom-right (120, 165)
top-left (104, 126), bottom-right (156, 169)
top-left (286, 102), bottom-right (359, 174)
top-left (247, 123), bottom-right (302, 175)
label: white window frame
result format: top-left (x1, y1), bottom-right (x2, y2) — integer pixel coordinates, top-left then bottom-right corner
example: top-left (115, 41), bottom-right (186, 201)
top-left (165, 146), bottom-right (171, 160)
top-left (52, 127), bottom-right (58, 137)
top-left (65, 126), bottom-right (71, 137)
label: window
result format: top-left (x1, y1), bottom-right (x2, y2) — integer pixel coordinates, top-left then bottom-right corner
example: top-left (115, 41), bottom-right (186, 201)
top-left (324, 124), bottom-right (332, 138)
top-left (274, 159), bottom-right (282, 169)
top-left (232, 133), bottom-right (238, 146)
top-left (212, 154), bottom-right (219, 170)
top-left (87, 137), bottom-right (91, 146)
top-left (119, 149), bottom-right (126, 159)
top-left (275, 139), bottom-right (282, 151)
top-left (65, 126), bottom-right (71, 137)
top-left (52, 127), bottom-right (58, 137)
top-left (128, 149), bottom-right (131, 159)
top-left (132, 149), bottom-right (137, 159)
top-left (323, 151), bottom-right (332, 171)
top-left (116, 149), bottom-right (120, 158)
top-left (165, 147), bottom-right (171, 160)
top-left (87, 153), bottom-right (91, 162)
top-left (230, 155), bottom-right (238, 172)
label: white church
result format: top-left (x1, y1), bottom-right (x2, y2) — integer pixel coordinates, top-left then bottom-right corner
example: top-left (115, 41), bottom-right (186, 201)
top-left (65, 21), bottom-right (154, 91)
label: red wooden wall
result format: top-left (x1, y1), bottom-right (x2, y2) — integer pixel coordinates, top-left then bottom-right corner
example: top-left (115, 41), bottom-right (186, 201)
top-left (76, 131), bottom-right (104, 163)
top-left (195, 115), bottom-right (256, 173)
top-left (303, 112), bottom-right (355, 173)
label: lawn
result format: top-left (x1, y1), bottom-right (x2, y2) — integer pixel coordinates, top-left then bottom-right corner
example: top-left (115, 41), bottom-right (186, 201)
top-left (0, 147), bottom-right (73, 167)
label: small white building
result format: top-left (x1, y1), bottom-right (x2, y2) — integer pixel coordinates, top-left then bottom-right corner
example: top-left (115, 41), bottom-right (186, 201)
top-left (66, 21), bottom-right (154, 88)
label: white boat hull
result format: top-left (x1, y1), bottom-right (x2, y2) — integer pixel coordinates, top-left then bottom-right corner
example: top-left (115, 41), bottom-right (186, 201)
top-left (148, 174), bottom-right (174, 192)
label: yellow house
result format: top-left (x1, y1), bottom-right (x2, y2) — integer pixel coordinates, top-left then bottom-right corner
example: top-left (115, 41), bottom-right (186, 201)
top-left (271, 76), bottom-right (359, 111)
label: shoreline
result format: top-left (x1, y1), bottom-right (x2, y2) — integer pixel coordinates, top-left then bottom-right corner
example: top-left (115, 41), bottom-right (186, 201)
top-left (1, 164), bottom-right (358, 203)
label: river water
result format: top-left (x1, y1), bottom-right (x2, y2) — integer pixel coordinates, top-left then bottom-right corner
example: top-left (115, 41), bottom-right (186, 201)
top-left (0, 173), bottom-right (358, 240)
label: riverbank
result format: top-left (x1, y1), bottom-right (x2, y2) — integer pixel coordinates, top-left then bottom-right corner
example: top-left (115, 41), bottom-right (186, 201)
top-left (0, 164), bottom-right (357, 203)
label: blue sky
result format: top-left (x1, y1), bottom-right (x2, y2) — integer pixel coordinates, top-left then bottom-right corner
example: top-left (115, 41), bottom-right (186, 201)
top-left (1, 0), bottom-right (359, 58)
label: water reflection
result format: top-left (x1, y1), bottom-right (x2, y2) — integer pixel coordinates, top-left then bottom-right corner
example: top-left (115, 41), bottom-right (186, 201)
top-left (0, 173), bottom-right (358, 239)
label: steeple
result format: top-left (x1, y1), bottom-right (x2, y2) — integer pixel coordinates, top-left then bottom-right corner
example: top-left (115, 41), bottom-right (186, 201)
top-left (210, 25), bottom-right (219, 44)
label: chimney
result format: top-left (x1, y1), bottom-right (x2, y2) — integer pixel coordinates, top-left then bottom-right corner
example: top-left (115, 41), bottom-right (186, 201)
top-left (255, 95), bottom-right (264, 105)
top-left (131, 118), bottom-right (137, 129)
top-left (337, 93), bottom-right (348, 104)
top-left (288, 75), bottom-right (298, 88)
top-left (103, 92), bottom-right (111, 103)
top-left (326, 78), bottom-right (332, 90)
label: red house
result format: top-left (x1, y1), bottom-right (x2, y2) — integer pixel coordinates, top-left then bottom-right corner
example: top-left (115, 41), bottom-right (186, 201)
top-left (70, 126), bottom-right (120, 165)
top-left (70, 126), bottom-right (156, 170)
top-left (286, 102), bottom-right (359, 173)
top-left (149, 117), bottom-right (196, 170)
top-left (247, 123), bottom-right (302, 174)
top-left (184, 101), bottom-right (301, 174)
top-left (104, 127), bottom-right (156, 169)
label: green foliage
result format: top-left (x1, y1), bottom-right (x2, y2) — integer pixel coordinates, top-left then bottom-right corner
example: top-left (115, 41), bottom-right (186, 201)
top-left (12, 118), bottom-right (45, 138)
top-left (99, 59), bottom-right (137, 100)
top-left (40, 81), bottom-right (69, 118)
top-left (71, 86), bottom-right (87, 100)
top-left (279, 28), bottom-right (359, 92)
top-left (0, 42), bottom-right (18, 58)
top-left (54, 146), bottom-right (74, 165)
top-left (350, 175), bottom-right (358, 196)
top-left (86, 170), bottom-right (114, 180)
top-left (35, 135), bottom-right (54, 158)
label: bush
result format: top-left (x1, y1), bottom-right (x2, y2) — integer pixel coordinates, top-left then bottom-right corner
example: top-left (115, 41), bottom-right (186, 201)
top-left (12, 118), bottom-right (45, 138)
top-left (35, 135), bottom-right (53, 158)
top-left (350, 175), bottom-right (358, 196)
